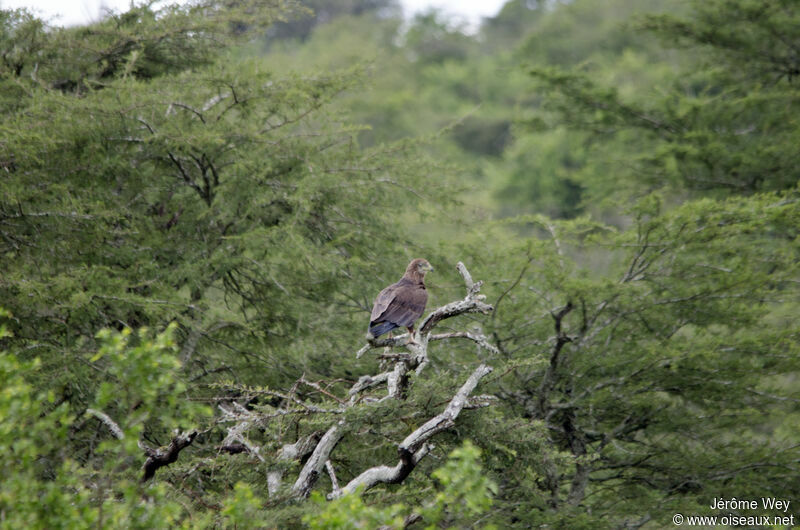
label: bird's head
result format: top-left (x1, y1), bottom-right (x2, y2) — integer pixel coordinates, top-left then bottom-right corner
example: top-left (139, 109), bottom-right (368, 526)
top-left (407, 258), bottom-right (434, 278)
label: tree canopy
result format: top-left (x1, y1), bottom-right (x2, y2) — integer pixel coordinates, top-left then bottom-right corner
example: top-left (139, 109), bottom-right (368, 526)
top-left (1, 0), bottom-right (798, 527)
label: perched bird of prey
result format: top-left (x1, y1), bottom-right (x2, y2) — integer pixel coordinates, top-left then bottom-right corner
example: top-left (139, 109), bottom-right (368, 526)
top-left (367, 258), bottom-right (434, 341)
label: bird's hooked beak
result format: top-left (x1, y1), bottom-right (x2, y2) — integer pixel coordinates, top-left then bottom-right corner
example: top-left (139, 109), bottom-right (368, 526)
top-left (423, 263), bottom-right (434, 272)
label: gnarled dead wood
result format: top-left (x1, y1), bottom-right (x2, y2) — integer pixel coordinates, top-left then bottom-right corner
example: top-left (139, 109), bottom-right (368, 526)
top-left (331, 363), bottom-right (493, 498)
top-left (214, 261), bottom-right (498, 501)
top-left (140, 430), bottom-right (198, 481)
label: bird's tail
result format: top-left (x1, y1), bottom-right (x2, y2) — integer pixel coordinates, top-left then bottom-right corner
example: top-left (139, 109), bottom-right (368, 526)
top-left (367, 321), bottom-right (398, 340)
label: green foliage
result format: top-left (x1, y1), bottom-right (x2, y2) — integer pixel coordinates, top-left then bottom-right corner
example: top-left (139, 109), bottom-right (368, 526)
top-left (457, 188), bottom-right (800, 525)
top-left (522, 0), bottom-right (800, 206)
top-left (639, 0), bottom-right (800, 82)
top-left (220, 482), bottom-right (267, 527)
top-left (264, 0), bottom-right (400, 44)
top-left (91, 325), bottom-right (211, 450)
top-left (420, 440), bottom-right (498, 529)
top-left (0, 318), bottom-right (206, 528)
top-left (402, 10), bottom-right (475, 65)
top-left (479, 1), bottom-right (800, 519)
top-left (481, 0), bottom-right (546, 51)
top-left (305, 490), bottom-right (406, 529)
top-left (1, 0), bottom-right (439, 398)
top-left (2, 0), bottom-right (799, 528)
top-left (0, 1), bottom-right (298, 101)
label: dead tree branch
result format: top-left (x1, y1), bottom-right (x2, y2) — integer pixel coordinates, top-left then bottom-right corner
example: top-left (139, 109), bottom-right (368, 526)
top-left (326, 460), bottom-right (341, 497)
top-left (267, 433), bottom-right (321, 497)
top-left (537, 301), bottom-right (575, 417)
top-left (86, 408), bottom-right (198, 481)
top-left (429, 331), bottom-right (500, 355)
top-left (140, 430), bottom-right (198, 481)
top-left (292, 421), bottom-right (346, 498)
top-left (85, 408), bottom-right (124, 440)
top-left (398, 363), bottom-right (492, 456)
top-left (218, 402), bottom-right (267, 462)
top-left (215, 261), bottom-right (497, 501)
top-left (332, 363), bottom-right (493, 498)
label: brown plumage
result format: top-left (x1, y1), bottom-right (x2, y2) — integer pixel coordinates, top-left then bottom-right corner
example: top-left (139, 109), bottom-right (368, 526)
top-left (367, 258), bottom-right (434, 340)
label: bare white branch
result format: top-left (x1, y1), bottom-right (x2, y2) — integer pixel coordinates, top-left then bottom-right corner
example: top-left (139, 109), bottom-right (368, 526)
top-left (218, 403), bottom-right (265, 462)
top-left (326, 460), bottom-right (341, 496)
top-left (386, 361), bottom-right (409, 400)
top-left (331, 363), bottom-right (493, 498)
top-left (464, 394), bottom-right (499, 409)
top-left (456, 261), bottom-right (475, 291)
top-left (292, 421), bottom-right (345, 498)
top-left (429, 330), bottom-right (500, 355)
top-left (333, 444), bottom-right (431, 499)
top-left (3, 211), bottom-right (95, 220)
top-left (348, 371), bottom-right (391, 403)
top-left (355, 343), bottom-right (372, 359)
top-left (266, 471), bottom-right (282, 498)
top-left (202, 93), bottom-right (228, 112)
top-left (400, 364), bottom-right (492, 455)
top-left (417, 296), bottom-right (493, 337)
top-left (86, 408), bottom-right (124, 440)
top-left (267, 433), bottom-right (321, 497)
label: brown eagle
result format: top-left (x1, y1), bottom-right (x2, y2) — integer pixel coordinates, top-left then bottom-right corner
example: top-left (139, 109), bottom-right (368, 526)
top-left (367, 258), bottom-right (434, 341)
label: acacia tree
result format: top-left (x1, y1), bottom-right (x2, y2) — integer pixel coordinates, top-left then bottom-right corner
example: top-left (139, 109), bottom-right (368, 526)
top-left (525, 1), bottom-right (800, 200)
top-left (0, 261), bottom-right (498, 527)
top-left (470, 196), bottom-right (799, 526)
top-left (215, 262), bottom-right (497, 504)
top-left (465, 0), bottom-right (800, 526)
top-left (2, 0), bottom-right (799, 528)
top-left (1, 0), bottom-right (441, 399)
top-left (0, 1), bottom-right (481, 526)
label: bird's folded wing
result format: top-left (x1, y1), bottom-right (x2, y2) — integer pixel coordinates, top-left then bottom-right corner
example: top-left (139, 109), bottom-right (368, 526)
top-left (373, 286), bottom-right (427, 327)
top-left (371, 284), bottom-right (399, 322)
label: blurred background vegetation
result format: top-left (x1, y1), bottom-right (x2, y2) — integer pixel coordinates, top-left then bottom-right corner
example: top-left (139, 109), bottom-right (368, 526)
top-left (1, 0), bottom-right (798, 527)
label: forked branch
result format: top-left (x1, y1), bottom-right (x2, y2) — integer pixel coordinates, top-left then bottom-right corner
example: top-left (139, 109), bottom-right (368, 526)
top-left (140, 430), bottom-right (198, 482)
top-left (331, 363), bottom-right (493, 498)
top-left (216, 261), bottom-right (498, 501)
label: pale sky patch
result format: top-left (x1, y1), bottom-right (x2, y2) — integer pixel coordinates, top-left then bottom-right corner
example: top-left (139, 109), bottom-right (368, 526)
top-left (1, 0), bottom-right (507, 27)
